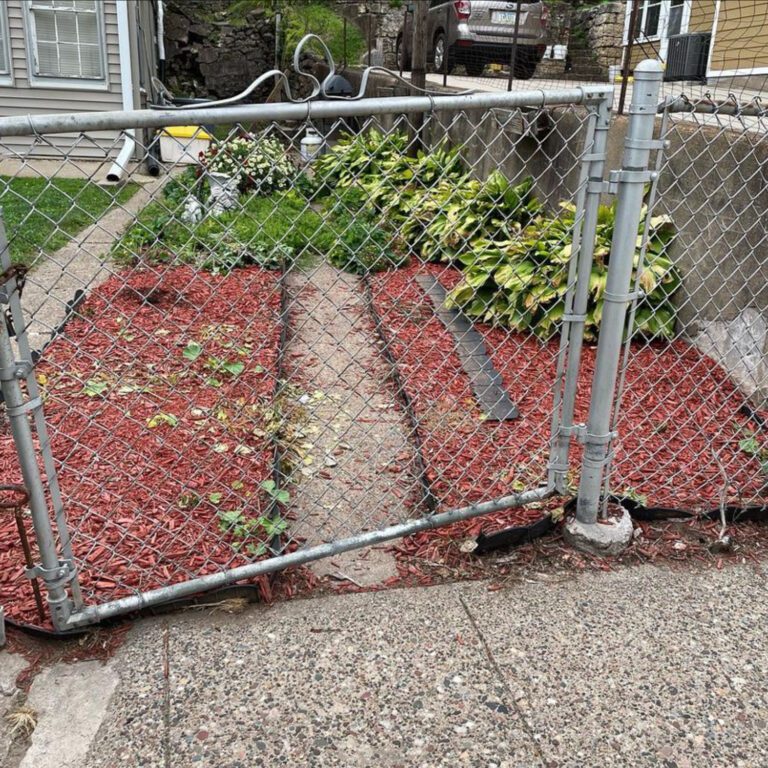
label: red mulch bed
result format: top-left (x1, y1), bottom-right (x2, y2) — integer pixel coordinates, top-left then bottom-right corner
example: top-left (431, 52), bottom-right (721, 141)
top-left (0, 265), bottom-right (288, 628)
top-left (368, 262), bottom-right (768, 569)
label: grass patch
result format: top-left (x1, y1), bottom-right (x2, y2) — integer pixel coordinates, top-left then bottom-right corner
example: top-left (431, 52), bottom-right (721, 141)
top-left (113, 175), bottom-right (338, 272)
top-left (0, 176), bottom-right (139, 267)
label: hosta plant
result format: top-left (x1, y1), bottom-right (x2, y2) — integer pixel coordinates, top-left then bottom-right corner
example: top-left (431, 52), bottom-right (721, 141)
top-left (313, 130), bottom-right (465, 224)
top-left (446, 202), bottom-right (679, 341)
top-left (402, 172), bottom-right (541, 262)
top-left (313, 129), bottom-right (410, 190)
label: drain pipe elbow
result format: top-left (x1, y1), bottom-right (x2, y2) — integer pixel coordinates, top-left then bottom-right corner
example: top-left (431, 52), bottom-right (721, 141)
top-left (106, 129), bottom-right (136, 183)
top-left (107, 0), bottom-right (136, 183)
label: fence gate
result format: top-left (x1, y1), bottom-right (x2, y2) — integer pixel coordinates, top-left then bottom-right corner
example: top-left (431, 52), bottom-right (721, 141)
top-left (0, 71), bottom-right (642, 631)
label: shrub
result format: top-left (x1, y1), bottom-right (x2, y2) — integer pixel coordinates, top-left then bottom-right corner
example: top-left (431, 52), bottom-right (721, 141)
top-left (201, 136), bottom-right (295, 195)
top-left (402, 172), bottom-right (541, 262)
top-left (446, 202), bottom-right (679, 341)
top-left (328, 220), bottom-right (408, 275)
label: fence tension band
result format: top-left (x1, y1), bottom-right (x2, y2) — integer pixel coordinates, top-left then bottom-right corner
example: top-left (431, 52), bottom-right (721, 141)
top-left (25, 559), bottom-right (78, 590)
top-left (5, 397), bottom-right (44, 418)
top-left (0, 362), bottom-right (33, 381)
top-left (588, 169), bottom-right (658, 196)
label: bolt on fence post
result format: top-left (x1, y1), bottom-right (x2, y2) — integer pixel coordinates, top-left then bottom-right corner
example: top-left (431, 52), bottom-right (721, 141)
top-left (550, 93), bottom-right (611, 493)
top-left (575, 59), bottom-right (663, 524)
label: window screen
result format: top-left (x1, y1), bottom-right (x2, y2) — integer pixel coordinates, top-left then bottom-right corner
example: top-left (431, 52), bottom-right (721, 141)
top-left (668, 0), bottom-right (685, 37)
top-left (29, 0), bottom-right (104, 80)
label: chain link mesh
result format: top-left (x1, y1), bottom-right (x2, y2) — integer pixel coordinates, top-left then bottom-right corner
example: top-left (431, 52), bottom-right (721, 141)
top-left (609, 98), bottom-right (768, 511)
top-left (0, 94), bottom-right (600, 626)
top-left (1, 69), bottom-right (766, 629)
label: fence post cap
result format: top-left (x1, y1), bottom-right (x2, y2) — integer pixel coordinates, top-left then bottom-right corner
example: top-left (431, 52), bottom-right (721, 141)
top-left (633, 59), bottom-right (664, 76)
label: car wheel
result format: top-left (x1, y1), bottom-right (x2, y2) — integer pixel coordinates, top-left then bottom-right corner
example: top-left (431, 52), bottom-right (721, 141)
top-left (396, 34), bottom-right (410, 72)
top-left (513, 50), bottom-right (538, 80)
top-left (465, 60), bottom-right (485, 77)
top-left (432, 32), bottom-right (454, 75)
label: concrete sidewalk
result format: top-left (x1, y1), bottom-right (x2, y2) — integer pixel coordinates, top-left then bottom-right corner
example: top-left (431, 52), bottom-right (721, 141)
top-left (3, 563), bottom-right (768, 767)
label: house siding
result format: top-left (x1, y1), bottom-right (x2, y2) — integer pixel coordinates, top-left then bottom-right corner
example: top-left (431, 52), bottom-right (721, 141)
top-left (704, 0), bottom-right (768, 75)
top-left (0, 0), bottom-right (126, 160)
top-left (627, 0), bottom-right (768, 76)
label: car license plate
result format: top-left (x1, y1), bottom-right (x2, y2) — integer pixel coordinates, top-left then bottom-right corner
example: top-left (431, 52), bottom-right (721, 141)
top-left (492, 10), bottom-right (517, 24)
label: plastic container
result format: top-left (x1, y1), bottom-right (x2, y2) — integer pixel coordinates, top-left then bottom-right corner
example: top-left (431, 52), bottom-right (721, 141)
top-left (300, 127), bottom-right (324, 162)
top-left (159, 125), bottom-right (213, 165)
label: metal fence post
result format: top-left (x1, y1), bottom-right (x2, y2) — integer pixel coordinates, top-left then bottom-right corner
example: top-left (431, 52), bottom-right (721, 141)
top-left (575, 60), bottom-right (663, 524)
top-left (0, 225), bottom-right (74, 628)
top-left (550, 92), bottom-right (611, 493)
top-left (0, 298), bottom-right (73, 629)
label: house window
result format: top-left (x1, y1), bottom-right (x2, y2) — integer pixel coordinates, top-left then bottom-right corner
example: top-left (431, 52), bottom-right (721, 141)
top-left (668, 0), bottom-right (685, 36)
top-left (0, 4), bottom-right (10, 79)
top-left (27, 0), bottom-right (105, 81)
top-left (632, 0), bottom-right (663, 40)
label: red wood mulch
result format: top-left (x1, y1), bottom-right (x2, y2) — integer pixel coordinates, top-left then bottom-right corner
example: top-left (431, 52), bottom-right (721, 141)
top-left (0, 265), bottom-right (288, 628)
top-left (367, 261), bottom-right (768, 571)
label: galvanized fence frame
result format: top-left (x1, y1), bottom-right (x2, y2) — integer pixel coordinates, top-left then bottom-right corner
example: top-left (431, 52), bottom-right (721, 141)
top-left (0, 72), bottom-right (669, 632)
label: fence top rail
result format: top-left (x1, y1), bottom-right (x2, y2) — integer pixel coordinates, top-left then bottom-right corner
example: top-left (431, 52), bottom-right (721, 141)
top-left (660, 95), bottom-right (768, 118)
top-left (0, 86), bottom-right (613, 138)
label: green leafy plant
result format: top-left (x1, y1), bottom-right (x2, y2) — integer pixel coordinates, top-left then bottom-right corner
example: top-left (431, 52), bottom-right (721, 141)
top-left (260, 479), bottom-right (290, 505)
top-left (328, 219), bottom-right (409, 274)
top-left (205, 357), bottom-right (245, 377)
top-left (183, 341), bottom-right (202, 361)
top-left (313, 129), bottom-right (411, 190)
top-left (738, 429), bottom-right (768, 477)
top-left (402, 172), bottom-right (541, 262)
top-left (82, 379), bottom-right (109, 397)
top-left (217, 509), bottom-right (288, 557)
top-left (446, 202), bottom-right (679, 341)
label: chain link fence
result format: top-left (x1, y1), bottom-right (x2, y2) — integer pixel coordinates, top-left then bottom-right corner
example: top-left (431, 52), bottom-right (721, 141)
top-left (608, 94), bottom-right (768, 513)
top-left (1, 54), bottom-right (766, 633)
top-left (0, 80), bottom-right (627, 630)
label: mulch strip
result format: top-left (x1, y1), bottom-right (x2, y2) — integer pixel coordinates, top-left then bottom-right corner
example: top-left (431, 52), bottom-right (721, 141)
top-left (367, 262), bottom-right (768, 573)
top-left (0, 265), bottom-right (291, 628)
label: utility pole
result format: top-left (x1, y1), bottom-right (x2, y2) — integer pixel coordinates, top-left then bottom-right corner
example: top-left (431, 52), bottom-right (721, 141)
top-left (410, 0), bottom-right (429, 153)
top-left (411, 0), bottom-right (428, 94)
top-left (506, 0), bottom-right (523, 91)
top-left (618, 0), bottom-right (641, 115)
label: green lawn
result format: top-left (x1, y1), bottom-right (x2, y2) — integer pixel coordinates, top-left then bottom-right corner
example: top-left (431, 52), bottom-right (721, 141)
top-left (0, 176), bottom-right (139, 266)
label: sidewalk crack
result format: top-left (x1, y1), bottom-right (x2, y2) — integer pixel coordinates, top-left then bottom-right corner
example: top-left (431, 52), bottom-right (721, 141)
top-left (162, 621), bottom-right (171, 768)
top-left (459, 594), bottom-right (548, 765)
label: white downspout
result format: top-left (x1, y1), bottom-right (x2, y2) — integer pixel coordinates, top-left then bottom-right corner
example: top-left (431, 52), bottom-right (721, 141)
top-left (107, 0), bottom-right (136, 183)
top-left (705, 0), bottom-right (721, 83)
top-left (157, 0), bottom-right (166, 67)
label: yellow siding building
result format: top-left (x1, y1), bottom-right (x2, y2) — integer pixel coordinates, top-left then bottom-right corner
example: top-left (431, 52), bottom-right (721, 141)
top-left (623, 0), bottom-right (768, 81)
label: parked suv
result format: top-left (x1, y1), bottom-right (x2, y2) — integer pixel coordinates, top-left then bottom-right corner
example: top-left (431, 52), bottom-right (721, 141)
top-left (397, 1), bottom-right (548, 79)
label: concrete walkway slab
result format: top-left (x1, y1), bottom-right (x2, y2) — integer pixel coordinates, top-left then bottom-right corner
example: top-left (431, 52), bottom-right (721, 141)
top-left (0, 651), bottom-right (27, 765)
top-left (21, 660), bottom-right (118, 768)
top-left (459, 566), bottom-right (768, 768)
top-left (2, 563), bottom-right (765, 767)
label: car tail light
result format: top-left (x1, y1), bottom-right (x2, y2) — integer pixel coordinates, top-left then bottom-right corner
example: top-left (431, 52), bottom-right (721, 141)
top-left (454, 1), bottom-right (471, 21)
top-left (540, 4), bottom-right (549, 28)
